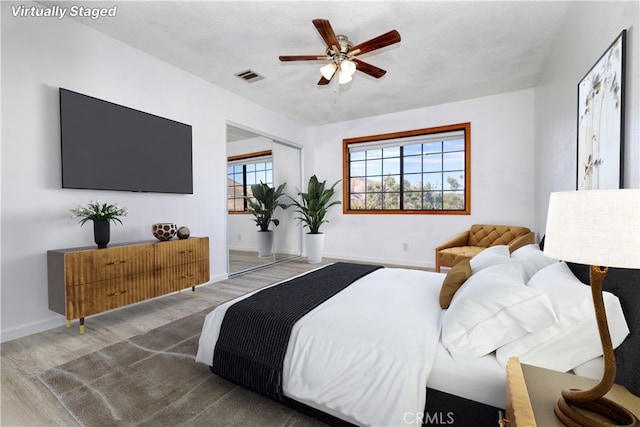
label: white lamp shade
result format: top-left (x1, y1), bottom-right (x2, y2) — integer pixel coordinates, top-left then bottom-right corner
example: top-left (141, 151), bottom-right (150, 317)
top-left (338, 71), bottom-right (353, 84)
top-left (544, 189), bottom-right (640, 269)
top-left (340, 59), bottom-right (356, 76)
top-left (320, 63), bottom-right (336, 80)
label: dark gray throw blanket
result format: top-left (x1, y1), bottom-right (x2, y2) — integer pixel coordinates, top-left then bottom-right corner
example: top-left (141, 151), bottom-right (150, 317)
top-left (212, 262), bottom-right (383, 401)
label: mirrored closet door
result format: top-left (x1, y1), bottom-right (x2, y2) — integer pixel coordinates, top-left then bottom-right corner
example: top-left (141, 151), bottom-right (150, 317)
top-left (226, 124), bottom-right (302, 275)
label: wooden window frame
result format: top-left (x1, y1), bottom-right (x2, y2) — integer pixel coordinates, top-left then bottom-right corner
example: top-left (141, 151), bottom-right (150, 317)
top-left (342, 123), bottom-right (471, 215)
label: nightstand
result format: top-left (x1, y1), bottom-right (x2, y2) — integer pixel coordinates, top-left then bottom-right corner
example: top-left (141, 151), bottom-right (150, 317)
top-left (503, 357), bottom-right (640, 426)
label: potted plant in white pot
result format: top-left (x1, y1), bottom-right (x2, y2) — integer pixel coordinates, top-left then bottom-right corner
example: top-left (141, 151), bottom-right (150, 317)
top-left (243, 181), bottom-right (288, 258)
top-left (289, 175), bottom-right (341, 263)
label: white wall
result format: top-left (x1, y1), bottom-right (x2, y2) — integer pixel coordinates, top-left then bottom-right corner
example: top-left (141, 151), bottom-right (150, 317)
top-left (0, 5), bottom-right (307, 341)
top-left (534, 1), bottom-right (640, 233)
top-left (306, 89), bottom-right (536, 268)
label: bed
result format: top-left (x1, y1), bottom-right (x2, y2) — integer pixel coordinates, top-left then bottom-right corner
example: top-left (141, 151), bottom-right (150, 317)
top-left (195, 244), bottom-right (639, 426)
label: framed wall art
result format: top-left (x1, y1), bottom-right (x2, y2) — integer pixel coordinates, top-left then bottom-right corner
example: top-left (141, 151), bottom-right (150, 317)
top-left (576, 30), bottom-right (626, 190)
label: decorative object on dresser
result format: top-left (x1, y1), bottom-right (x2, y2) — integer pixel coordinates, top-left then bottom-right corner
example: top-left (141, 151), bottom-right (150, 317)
top-left (93, 220), bottom-right (110, 249)
top-left (288, 175), bottom-right (341, 263)
top-left (152, 222), bottom-right (177, 241)
top-left (47, 237), bottom-right (209, 334)
top-left (177, 226), bottom-right (190, 239)
top-left (577, 30), bottom-right (626, 191)
top-left (544, 189), bottom-right (640, 426)
top-left (69, 201), bottom-right (128, 249)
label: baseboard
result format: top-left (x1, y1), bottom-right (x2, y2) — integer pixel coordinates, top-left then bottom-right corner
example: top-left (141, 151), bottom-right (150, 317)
top-left (0, 314), bottom-right (67, 343)
top-left (208, 272), bottom-right (229, 283)
top-left (323, 251), bottom-right (436, 270)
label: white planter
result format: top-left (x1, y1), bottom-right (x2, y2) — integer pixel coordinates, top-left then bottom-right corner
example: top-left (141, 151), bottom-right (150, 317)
top-left (305, 233), bottom-right (325, 264)
top-left (256, 231), bottom-right (274, 258)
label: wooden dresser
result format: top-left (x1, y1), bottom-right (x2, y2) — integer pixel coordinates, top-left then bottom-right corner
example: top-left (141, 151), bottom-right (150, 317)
top-left (503, 357), bottom-right (640, 426)
top-left (47, 237), bottom-right (209, 333)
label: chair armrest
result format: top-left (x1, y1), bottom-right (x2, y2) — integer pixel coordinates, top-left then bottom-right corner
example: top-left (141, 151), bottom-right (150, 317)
top-left (508, 231), bottom-right (535, 253)
top-left (436, 231), bottom-right (470, 251)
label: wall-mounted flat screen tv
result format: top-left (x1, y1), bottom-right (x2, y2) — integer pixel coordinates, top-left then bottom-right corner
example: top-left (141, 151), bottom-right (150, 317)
top-left (60, 88), bottom-right (193, 194)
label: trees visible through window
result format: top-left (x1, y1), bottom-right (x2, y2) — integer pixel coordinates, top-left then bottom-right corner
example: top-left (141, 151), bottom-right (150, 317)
top-left (227, 151), bottom-right (273, 213)
top-left (343, 123), bottom-right (470, 214)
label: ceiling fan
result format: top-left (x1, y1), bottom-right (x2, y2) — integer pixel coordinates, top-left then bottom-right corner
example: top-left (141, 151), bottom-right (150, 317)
top-left (279, 19), bottom-right (401, 86)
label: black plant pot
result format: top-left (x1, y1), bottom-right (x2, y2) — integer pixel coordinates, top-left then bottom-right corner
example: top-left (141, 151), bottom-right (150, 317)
top-left (93, 220), bottom-right (110, 249)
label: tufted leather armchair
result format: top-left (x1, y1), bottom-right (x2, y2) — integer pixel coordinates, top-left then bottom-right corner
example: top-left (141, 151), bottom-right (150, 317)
top-left (435, 224), bottom-right (535, 272)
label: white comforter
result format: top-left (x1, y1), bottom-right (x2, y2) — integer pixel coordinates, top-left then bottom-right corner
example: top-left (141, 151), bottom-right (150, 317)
top-left (196, 266), bottom-right (444, 426)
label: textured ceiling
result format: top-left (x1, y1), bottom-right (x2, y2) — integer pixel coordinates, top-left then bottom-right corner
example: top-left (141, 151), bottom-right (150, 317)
top-left (53, 1), bottom-right (571, 126)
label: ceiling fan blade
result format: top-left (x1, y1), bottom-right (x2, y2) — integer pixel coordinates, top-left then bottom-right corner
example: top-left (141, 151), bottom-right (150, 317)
top-left (352, 58), bottom-right (387, 79)
top-left (279, 55), bottom-right (327, 62)
top-left (312, 19), bottom-right (341, 52)
top-left (318, 76), bottom-right (332, 86)
top-left (350, 30), bottom-right (401, 56)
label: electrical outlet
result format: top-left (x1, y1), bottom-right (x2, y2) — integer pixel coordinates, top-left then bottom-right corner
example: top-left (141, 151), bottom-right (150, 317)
top-left (237, 234), bottom-right (242, 241)
top-left (402, 243), bottom-right (409, 251)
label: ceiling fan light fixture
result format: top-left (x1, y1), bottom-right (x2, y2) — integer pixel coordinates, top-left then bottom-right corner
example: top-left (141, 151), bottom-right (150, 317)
top-left (320, 62), bottom-right (337, 80)
top-left (338, 70), bottom-right (353, 85)
top-left (340, 59), bottom-right (356, 77)
top-left (281, 19), bottom-right (401, 86)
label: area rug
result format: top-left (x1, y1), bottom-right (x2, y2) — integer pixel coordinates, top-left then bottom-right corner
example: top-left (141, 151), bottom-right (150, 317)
top-left (37, 309), bottom-right (324, 427)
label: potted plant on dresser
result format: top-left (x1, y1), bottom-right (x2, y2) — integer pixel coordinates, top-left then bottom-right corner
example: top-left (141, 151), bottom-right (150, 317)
top-left (289, 175), bottom-right (341, 263)
top-left (70, 201), bottom-right (128, 249)
top-left (243, 181), bottom-right (288, 258)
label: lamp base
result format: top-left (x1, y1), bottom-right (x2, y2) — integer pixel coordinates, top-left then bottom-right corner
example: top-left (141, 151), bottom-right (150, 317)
top-left (552, 265), bottom-right (639, 427)
top-left (555, 395), bottom-right (639, 427)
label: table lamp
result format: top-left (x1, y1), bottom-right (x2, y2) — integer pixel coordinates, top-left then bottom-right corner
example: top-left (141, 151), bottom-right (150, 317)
top-left (544, 189), bottom-right (640, 427)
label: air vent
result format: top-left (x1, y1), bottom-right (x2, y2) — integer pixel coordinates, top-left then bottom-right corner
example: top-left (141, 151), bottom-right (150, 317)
top-left (235, 69), bottom-right (264, 83)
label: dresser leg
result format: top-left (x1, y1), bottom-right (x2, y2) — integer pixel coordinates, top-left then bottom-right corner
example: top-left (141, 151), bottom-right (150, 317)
top-left (66, 319), bottom-right (71, 328)
top-left (192, 286), bottom-right (196, 297)
top-left (79, 318), bottom-right (85, 334)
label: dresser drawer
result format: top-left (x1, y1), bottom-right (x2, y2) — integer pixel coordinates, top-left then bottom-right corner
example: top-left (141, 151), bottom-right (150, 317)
top-left (65, 244), bottom-right (155, 285)
top-left (155, 260), bottom-right (210, 294)
top-left (65, 272), bottom-right (156, 319)
top-left (154, 237), bottom-right (208, 268)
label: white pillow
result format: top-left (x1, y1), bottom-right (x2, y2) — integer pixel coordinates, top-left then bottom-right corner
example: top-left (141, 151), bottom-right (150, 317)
top-left (441, 262), bottom-right (557, 361)
top-left (495, 262), bottom-right (629, 372)
top-left (469, 245), bottom-right (513, 274)
top-left (511, 244), bottom-right (558, 282)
